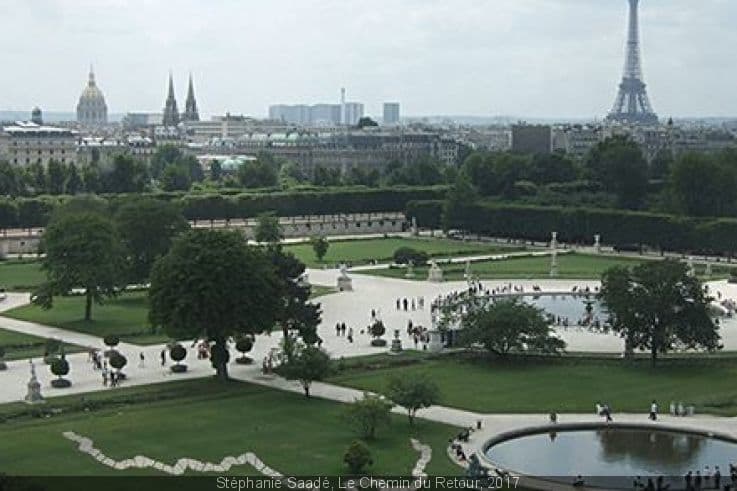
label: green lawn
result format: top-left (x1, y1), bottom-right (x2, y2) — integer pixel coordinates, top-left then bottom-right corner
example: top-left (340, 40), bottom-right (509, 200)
top-left (360, 253), bottom-right (649, 280)
top-left (0, 378), bottom-right (460, 476)
top-left (0, 327), bottom-right (84, 361)
top-left (0, 259), bottom-right (45, 291)
top-left (310, 285), bottom-right (338, 299)
top-left (285, 236), bottom-right (521, 267)
top-left (1, 291), bottom-right (166, 345)
top-left (328, 355), bottom-right (737, 416)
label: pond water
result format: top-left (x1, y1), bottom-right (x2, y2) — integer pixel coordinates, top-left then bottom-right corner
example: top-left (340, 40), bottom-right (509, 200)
top-left (485, 427), bottom-right (737, 489)
top-left (490, 294), bottom-right (607, 325)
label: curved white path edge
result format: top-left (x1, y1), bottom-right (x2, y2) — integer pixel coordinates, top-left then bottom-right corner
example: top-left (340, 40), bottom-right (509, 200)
top-left (410, 438), bottom-right (432, 477)
top-left (62, 431), bottom-right (283, 477)
top-left (64, 430), bottom-right (431, 477)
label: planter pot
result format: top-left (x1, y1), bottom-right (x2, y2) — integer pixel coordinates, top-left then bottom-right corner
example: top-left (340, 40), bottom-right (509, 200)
top-left (371, 339), bottom-right (387, 347)
top-left (170, 364), bottom-right (188, 373)
top-left (51, 378), bottom-right (72, 388)
top-left (236, 356), bottom-right (253, 365)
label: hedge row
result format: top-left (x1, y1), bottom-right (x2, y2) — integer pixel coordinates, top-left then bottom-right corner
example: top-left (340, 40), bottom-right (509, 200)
top-left (0, 186), bottom-right (447, 229)
top-left (407, 200), bottom-right (737, 256)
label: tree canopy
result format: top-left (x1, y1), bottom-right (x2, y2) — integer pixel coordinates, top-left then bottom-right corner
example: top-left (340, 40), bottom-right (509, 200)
top-left (148, 229), bottom-right (281, 379)
top-left (599, 259), bottom-right (720, 364)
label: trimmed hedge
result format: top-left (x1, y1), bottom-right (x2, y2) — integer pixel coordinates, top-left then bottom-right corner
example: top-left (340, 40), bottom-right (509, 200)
top-left (0, 187), bottom-right (447, 229)
top-left (406, 200), bottom-right (737, 256)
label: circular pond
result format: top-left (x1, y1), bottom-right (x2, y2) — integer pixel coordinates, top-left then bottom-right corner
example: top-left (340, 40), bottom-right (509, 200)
top-left (485, 426), bottom-right (737, 489)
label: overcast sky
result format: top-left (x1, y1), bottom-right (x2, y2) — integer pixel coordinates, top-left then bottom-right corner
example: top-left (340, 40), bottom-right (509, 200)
top-left (1, 0), bottom-right (735, 119)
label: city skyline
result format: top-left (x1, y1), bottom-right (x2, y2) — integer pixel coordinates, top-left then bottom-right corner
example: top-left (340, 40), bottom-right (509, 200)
top-left (1, 0), bottom-right (736, 119)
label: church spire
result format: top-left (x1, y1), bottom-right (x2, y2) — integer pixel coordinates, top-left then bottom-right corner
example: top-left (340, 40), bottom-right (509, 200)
top-left (183, 73), bottom-right (200, 122)
top-left (88, 64), bottom-right (96, 86)
top-left (162, 72), bottom-right (180, 127)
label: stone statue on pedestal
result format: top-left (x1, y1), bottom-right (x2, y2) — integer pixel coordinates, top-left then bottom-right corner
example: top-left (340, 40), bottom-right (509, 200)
top-left (24, 359), bottom-right (45, 405)
top-left (427, 260), bottom-right (444, 283)
top-left (390, 329), bottom-right (403, 354)
top-left (594, 234), bottom-right (601, 254)
top-left (549, 232), bottom-right (558, 278)
top-left (411, 217), bottom-right (419, 236)
top-left (337, 264), bottom-right (353, 292)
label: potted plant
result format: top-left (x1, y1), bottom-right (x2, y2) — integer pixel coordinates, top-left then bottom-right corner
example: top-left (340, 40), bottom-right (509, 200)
top-left (369, 320), bottom-right (387, 347)
top-left (109, 351), bottom-right (127, 379)
top-left (169, 344), bottom-right (188, 373)
top-left (50, 355), bottom-right (71, 388)
top-left (103, 335), bottom-right (120, 356)
top-left (235, 336), bottom-right (254, 365)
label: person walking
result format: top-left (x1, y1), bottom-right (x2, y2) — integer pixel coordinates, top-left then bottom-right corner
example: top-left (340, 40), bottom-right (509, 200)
top-left (102, 368), bottom-right (108, 387)
top-left (160, 349), bottom-right (166, 367)
top-left (347, 328), bottom-right (354, 344)
top-left (649, 400), bottom-right (658, 421)
top-left (139, 352), bottom-right (145, 369)
top-left (335, 322), bottom-right (341, 336)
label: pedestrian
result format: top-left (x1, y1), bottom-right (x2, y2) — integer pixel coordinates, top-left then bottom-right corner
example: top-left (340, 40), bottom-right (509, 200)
top-left (411, 299), bottom-right (416, 310)
top-left (347, 328), bottom-right (354, 343)
top-left (396, 299), bottom-right (401, 310)
top-left (403, 298), bottom-right (408, 311)
top-left (160, 349), bottom-right (166, 367)
top-left (139, 352), bottom-right (145, 368)
top-left (102, 368), bottom-right (108, 387)
top-left (341, 322), bottom-right (347, 336)
top-left (110, 371), bottom-right (117, 388)
top-left (335, 322), bottom-right (341, 336)
top-left (371, 309), bottom-right (376, 320)
top-left (649, 400), bottom-right (658, 421)
top-left (714, 466), bottom-right (721, 489)
top-left (694, 470), bottom-right (702, 490)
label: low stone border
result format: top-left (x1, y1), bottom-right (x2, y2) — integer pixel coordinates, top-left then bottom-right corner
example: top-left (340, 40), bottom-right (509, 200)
top-left (63, 431), bottom-right (282, 477)
top-left (410, 438), bottom-right (431, 477)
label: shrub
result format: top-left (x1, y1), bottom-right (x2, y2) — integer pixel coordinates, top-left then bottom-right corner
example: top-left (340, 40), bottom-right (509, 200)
top-left (343, 440), bottom-right (373, 474)
top-left (370, 339), bottom-right (387, 347)
top-left (235, 336), bottom-right (254, 365)
top-left (50, 357), bottom-right (71, 388)
top-left (369, 320), bottom-right (386, 339)
top-left (343, 393), bottom-right (394, 439)
top-left (109, 352), bottom-right (127, 372)
top-left (170, 344), bottom-right (187, 364)
top-left (393, 247), bottom-right (429, 266)
top-left (103, 335), bottom-right (120, 348)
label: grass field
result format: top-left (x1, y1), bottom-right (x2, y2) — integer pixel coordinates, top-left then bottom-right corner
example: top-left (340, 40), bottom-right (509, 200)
top-left (1, 291), bottom-right (165, 345)
top-left (328, 354), bottom-right (737, 416)
top-left (0, 378), bottom-right (460, 476)
top-left (284, 236), bottom-right (521, 267)
top-left (0, 327), bottom-right (84, 361)
top-left (0, 259), bottom-right (45, 291)
top-left (360, 253), bottom-right (650, 280)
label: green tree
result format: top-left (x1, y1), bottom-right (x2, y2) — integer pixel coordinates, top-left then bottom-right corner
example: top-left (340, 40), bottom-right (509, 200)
top-left (459, 299), bottom-right (566, 357)
top-left (238, 159), bottom-right (278, 188)
top-left (387, 374), bottom-right (440, 425)
top-left (585, 136), bottom-right (648, 209)
top-left (311, 235), bottom-right (329, 262)
top-left (600, 260), bottom-right (720, 365)
top-left (65, 163), bottom-right (82, 195)
top-left (27, 162), bottom-right (46, 194)
top-left (343, 441), bottom-right (373, 474)
top-left (343, 393), bottom-right (393, 440)
top-left (281, 343), bottom-right (331, 397)
top-left (150, 144), bottom-right (184, 179)
top-left (35, 205), bottom-right (124, 321)
top-left (254, 212), bottom-right (283, 245)
top-left (115, 198), bottom-right (189, 283)
top-left (668, 153), bottom-right (735, 217)
top-left (311, 165), bottom-right (341, 186)
top-left (210, 160), bottom-right (223, 181)
top-left (82, 162), bottom-right (101, 193)
top-left (0, 160), bottom-right (20, 196)
top-left (46, 160), bottom-right (67, 195)
top-left (442, 170), bottom-right (478, 232)
top-left (148, 230), bottom-right (280, 380)
top-left (160, 164), bottom-right (192, 191)
top-left (356, 117), bottom-right (379, 129)
top-left (104, 155), bottom-right (148, 193)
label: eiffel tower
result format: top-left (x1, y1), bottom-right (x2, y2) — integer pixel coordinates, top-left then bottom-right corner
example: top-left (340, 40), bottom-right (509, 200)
top-left (606, 0), bottom-right (658, 125)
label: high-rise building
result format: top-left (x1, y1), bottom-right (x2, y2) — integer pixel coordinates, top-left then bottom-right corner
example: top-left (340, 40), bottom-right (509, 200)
top-left (162, 73), bottom-right (180, 127)
top-left (383, 103), bottom-right (400, 125)
top-left (76, 67), bottom-right (108, 126)
top-left (606, 0), bottom-right (658, 125)
top-left (343, 102), bottom-right (364, 126)
top-left (183, 74), bottom-right (200, 122)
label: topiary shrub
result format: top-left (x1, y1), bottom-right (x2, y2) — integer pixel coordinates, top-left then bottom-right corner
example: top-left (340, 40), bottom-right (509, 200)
top-left (393, 247), bottom-right (429, 266)
top-left (369, 320), bottom-right (387, 347)
top-left (0, 346), bottom-right (6, 371)
top-left (235, 336), bottom-right (254, 365)
top-left (169, 344), bottom-right (187, 373)
top-left (109, 352), bottom-right (127, 379)
top-left (50, 357), bottom-right (71, 388)
top-left (343, 440), bottom-right (373, 475)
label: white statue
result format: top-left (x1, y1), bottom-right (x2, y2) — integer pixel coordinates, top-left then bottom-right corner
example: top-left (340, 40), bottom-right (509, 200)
top-left (427, 260), bottom-right (444, 283)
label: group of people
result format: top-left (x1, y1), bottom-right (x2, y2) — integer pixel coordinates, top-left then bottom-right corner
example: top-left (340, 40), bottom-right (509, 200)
top-left (395, 296), bottom-right (425, 311)
top-left (682, 465), bottom-right (726, 490)
top-left (87, 348), bottom-right (124, 389)
top-left (406, 320), bottom-right (430, 350)
top-left (334, 322), bottom-right (354, 343)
